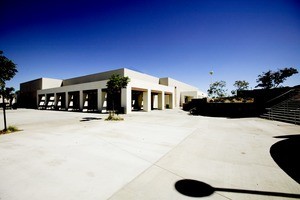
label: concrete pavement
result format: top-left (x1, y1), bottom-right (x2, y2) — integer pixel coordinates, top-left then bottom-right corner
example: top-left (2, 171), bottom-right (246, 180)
top-left (0, 109), bottom-right (299, 199)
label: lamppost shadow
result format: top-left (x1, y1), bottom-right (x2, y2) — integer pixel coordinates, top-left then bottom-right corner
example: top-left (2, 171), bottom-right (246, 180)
top-left (175, 179), bottom-right (300, 198)
top-left (80, 117), bottom-right (102, 122)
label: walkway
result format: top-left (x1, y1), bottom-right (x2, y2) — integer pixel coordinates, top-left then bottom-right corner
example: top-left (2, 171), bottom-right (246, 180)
top-left (0, 109), bottom-right (299, 199)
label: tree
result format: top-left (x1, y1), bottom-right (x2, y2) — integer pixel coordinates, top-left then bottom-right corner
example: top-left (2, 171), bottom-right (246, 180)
top-left (106, 74), bottom-right (130, 115)
top-left (256, 70), bottom-right (273, 89)
top-left (273, 67), bottom-right (298, 87)
top-left (231, 80), bottom-right (249, 96)
top-left (256, 67), bottom-right (298, 89)
top-left (207, 80), bottom-right (227, 98)
top-left (0, 51), bottom-right (18, 131)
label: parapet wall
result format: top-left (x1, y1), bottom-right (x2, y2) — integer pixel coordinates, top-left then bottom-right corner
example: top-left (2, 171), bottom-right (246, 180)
top-left (62, 68), bottom-right (124, 86)
top-left (124, 68), bottom-right (160, 84)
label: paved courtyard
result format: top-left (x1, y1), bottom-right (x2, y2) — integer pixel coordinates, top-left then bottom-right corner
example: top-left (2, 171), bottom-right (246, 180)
top-left (0, 109), bottom-right (299, 200)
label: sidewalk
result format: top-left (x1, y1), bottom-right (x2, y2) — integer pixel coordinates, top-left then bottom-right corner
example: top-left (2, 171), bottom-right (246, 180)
top-left (0, 109), bottom-right (299, 199)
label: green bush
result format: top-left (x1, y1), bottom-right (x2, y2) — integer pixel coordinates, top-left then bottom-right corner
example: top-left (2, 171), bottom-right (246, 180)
top-left (0, 125), bottom-right (20, 135)
top-left (105, 115), bottom-right (124, 121)
top-left (8, 125), bottom-right (19, 132)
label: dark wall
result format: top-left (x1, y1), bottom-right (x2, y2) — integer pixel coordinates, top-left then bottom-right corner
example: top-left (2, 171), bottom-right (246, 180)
top-left (238, 86), bottom-right (299, 105)
top-left (184, 86), bottom-right (300, 118)
top-left (19, 79), bottom-right (43, 108)
top-left (189, 101), bottom-right (259, 118)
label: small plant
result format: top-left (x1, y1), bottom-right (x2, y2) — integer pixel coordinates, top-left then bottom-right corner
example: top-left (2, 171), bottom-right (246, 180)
top-left (8, 125), bottom-right (19, 132)
top-left (0, 125), bottom-right (20, 135)
top-left (105, 114), bottom-right (124, 121)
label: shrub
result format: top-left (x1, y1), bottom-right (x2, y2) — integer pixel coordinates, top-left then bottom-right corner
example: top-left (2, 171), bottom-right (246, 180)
top-left (7, 125), bottom-right (19, 132)
top-left (0, 125), bottom-right (20, 135)
top-left (105, 115), bottom-right (124, 121)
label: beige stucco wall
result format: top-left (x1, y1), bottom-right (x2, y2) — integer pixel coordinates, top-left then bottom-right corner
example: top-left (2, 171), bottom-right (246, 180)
top-left (37, 80), bottom-right (108, 94)
top-left (22, 68), bottom-right (205, 111)
top-left (159, 77), bottom-right (205, 107)
top-left (160, 77), bottom-right (199, 91)
top-left (37, 76), bottom-right (175, 114)
top-left (62, 69), bottom-right (124, 86)
top-left (129, 78), bottom-right (173, 94)
top-left (180, 91), bottom-right (205, 105)
top-left (124, 68), bottom-right (159, 84)
top-left (42, 78), bottom-right (63, 89)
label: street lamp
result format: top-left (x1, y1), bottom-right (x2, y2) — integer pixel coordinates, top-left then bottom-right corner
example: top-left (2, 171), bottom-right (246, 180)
top-left (209, 70), bottom-right (214, 84)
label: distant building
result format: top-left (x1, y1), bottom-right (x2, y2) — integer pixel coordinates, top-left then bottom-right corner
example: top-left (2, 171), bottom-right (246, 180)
top-left (19, 68), bottom-right (206, 113)
top-left (0, 93), bottom-right (17, 109)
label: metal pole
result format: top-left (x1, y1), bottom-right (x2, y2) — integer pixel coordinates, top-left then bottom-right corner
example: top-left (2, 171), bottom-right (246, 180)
top-left (2, 96), bottom-right (7, 131)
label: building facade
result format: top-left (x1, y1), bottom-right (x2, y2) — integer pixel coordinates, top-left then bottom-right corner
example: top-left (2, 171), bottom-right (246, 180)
top-left (20, 68), bottom-right (206, 113)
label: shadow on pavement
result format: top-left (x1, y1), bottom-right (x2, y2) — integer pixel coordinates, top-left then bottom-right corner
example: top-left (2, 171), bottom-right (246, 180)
top-left (175, 179), bottom-right (300, 198)
top-left (270, 134), bottom-right (300, 184)
top-left (80, 117), bottom-right (102, 122)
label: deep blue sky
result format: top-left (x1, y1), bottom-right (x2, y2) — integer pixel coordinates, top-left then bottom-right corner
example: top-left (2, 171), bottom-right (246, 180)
top-left (1, 0), bottom-right (300, 93)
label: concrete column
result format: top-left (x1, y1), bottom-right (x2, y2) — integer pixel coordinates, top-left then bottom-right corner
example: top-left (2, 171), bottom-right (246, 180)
top-left (44, 94), bottom-right (48, 108)
top-left (50, 94), bottom-right (55, 109)
top-left (54, 93), bottom-right (58, 109)
top-left (65, 92), bottom-right (69, 110)
top-left (36, 94), bottom-right (39, 108)
top-left (151, 94), bottom-right (154, 110)
top-left (158, 91), bottom-right (165, 110)
top-left (121, 87), bottom-right (131, 114)
top-left (174, 87), bottom-right (178, 108)
top-left (56, 93), bottom-right (63, 110)
top-left (170, 93), bottom-right (174, 109)
top-left (46, 94), bottom-right (51, 109)
top-left (97, 89), bottom-right (102, 111)
top-left (153, 94), bottom-right (159, 109)
top-left (79, 90), bottom-right (84, 110)
top-left (143, 89), bottom-right (151, 112)
top-left (102, 92), bottom-right (107, 111)
top-left (83, 92), bottom-right (88, 110)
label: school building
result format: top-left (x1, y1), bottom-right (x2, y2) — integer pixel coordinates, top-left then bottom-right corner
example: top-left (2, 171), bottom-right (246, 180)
top-left (19, 68), bottom-right (206, 113)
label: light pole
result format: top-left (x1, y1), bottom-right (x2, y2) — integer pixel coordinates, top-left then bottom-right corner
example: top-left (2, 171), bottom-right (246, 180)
top-left (209, 70), bottom-right (214, 85)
